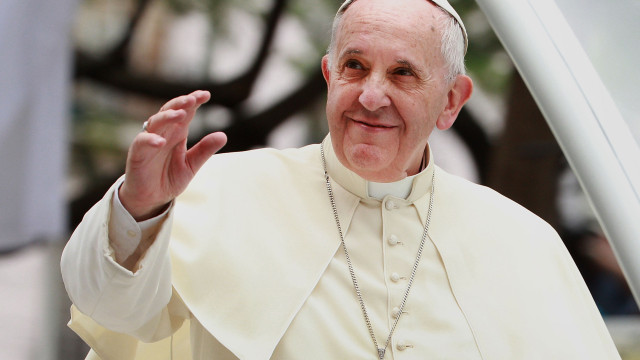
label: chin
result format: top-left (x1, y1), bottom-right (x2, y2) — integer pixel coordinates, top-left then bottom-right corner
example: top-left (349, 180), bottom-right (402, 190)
top-left (345, 148), bottom-right (401, 180)
top-left (346, 144), bottom-right (387, 167)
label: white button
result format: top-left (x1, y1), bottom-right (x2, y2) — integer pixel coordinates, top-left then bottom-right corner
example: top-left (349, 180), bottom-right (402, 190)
top-left (392, 307), bottom-right (401, 318)
top-left (388, 235), bottom-right (399, 246)
top-left (397, 341), bottom-right (412, 351)
top-left (390, 273), bottom-right (401, 282)
top-left (126, 230), bottom-right (137, 237)
top-left (385, 200), bottom-right (396, 210)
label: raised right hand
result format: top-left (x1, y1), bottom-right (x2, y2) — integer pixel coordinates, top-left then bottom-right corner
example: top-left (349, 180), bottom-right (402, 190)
top-left (119, 90), bottom-right (227, 221)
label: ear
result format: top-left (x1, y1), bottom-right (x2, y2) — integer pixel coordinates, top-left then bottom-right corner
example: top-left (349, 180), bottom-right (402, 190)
top-left (321, 55), bottom-right (331, 87)
top-left (436, 74), bottom-right (473, 130)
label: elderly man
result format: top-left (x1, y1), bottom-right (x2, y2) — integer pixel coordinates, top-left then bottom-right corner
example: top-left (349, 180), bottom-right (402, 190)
top-left (62, 0), bottom-right (620, 359)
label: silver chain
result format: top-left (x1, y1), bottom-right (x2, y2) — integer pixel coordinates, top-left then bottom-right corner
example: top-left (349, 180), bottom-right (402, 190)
top-left (321, 146), bottom-right (436, 360)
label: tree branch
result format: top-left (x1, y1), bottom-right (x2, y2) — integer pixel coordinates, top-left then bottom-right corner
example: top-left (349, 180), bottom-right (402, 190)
top-left (74, 0), bottom-right (289, 107)
top-left (197, 67), bottom-right (327, 151)
top-left (108, 0), bottom-right (153, 66)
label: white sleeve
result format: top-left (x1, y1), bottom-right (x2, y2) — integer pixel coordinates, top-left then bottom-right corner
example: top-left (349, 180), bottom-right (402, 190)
top-left (60, 178), bottom-right (176, 335)
top-left (109, 177), bottom-right (169, 264)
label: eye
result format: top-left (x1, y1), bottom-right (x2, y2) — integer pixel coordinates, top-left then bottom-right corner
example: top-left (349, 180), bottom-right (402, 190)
top-left (393, 67), bottom-right (415, 77)
top-left (345, 59), bottom-right (364, 70)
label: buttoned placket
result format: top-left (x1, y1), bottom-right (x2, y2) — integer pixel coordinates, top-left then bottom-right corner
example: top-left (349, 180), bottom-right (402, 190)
top-left (380, 195), bottom-right (423, 358)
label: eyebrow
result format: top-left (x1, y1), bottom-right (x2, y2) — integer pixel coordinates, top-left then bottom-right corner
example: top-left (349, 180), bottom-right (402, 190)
top-left (339, 48), bottom-right (363, 59)
top-left (396, 59), bottom-right (416, 69)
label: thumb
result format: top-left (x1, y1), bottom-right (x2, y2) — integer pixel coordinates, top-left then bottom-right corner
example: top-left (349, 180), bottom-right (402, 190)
top-left (185, 132), bottom-right (228, 174)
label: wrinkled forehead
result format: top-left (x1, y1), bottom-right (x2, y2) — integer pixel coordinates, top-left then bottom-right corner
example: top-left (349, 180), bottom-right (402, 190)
top-left (336, 0), bottom-right (467, 53)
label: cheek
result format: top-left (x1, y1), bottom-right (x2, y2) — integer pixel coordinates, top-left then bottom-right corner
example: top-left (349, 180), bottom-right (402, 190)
top-left (396, 102), bottom-right (436, 146)
top-left (327, 83), bottom-right (358, 120)
top-left (334, 83), bottom-right (358, 104)
top-left (327, 82), bottom-right (345, 109)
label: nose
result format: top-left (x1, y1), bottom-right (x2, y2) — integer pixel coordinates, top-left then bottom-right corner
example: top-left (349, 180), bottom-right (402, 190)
top-left (358, 74), bottom-right (391, 111)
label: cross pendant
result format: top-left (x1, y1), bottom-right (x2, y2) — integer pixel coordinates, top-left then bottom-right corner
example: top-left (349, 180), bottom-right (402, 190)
top-left (378, 348), bottom-right (385, 359)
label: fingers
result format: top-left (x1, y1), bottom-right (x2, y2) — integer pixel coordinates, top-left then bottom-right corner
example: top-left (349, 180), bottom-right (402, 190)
top-left (185, 132), bottom-right (228, 174)
top-left (127, 132), bottom-right (167, 168)
top-left (132, 90), bottom-right (216, 164)
top-left (144, 109), bottom-right (187, 135)
top-left (145, 90), bottom-right (211, 137)
top-left (160, 90), bottom-right (210, 112)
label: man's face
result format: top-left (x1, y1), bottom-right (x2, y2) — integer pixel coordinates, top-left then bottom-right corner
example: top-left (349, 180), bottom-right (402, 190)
top-left (323, 0), bottom-right (454, 182)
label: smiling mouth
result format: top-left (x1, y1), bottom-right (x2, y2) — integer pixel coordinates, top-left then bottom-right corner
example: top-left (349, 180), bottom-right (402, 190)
top-left (353, 119), bottom-right (395, 129)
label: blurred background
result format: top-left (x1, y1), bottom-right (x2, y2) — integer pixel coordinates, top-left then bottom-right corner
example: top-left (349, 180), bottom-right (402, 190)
top-left (0, 0), bottom-right (638, 358)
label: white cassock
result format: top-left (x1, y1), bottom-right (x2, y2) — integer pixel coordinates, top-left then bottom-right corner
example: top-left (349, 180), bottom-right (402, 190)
top-left (62, 137), bottom-right (620, 359)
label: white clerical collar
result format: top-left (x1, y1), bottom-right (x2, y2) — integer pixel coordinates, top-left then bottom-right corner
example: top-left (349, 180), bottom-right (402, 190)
top-left (367, 175), bottom-right (417, 200)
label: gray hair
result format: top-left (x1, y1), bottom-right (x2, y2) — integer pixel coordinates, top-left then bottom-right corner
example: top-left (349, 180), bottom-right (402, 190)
top-left (327, 0), bottom-right (466, 83)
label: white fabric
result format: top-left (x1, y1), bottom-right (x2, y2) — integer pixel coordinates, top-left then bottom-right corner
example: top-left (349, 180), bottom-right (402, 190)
top-left (108, 170), bottom-right (417, 261)
top-left (100, 145), bottom-right (479, 359)
top-left (108, 153), bottom-right (423, 262)
top-left (109, 178), bottom-right (168, 262)
top-left (62, 139), bottom-right (620, 359)
top-left (0, 0), bottom-right (76, 248)
top-left (367, 173), bottom-right (416, 200)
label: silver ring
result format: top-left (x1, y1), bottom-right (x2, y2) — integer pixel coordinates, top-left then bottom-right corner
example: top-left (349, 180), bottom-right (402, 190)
top-left (142, 120), bottom-right (150, 132)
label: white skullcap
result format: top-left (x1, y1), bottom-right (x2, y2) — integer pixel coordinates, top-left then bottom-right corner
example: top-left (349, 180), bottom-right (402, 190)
top-left (336, 0), bottom-right (468, 53)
